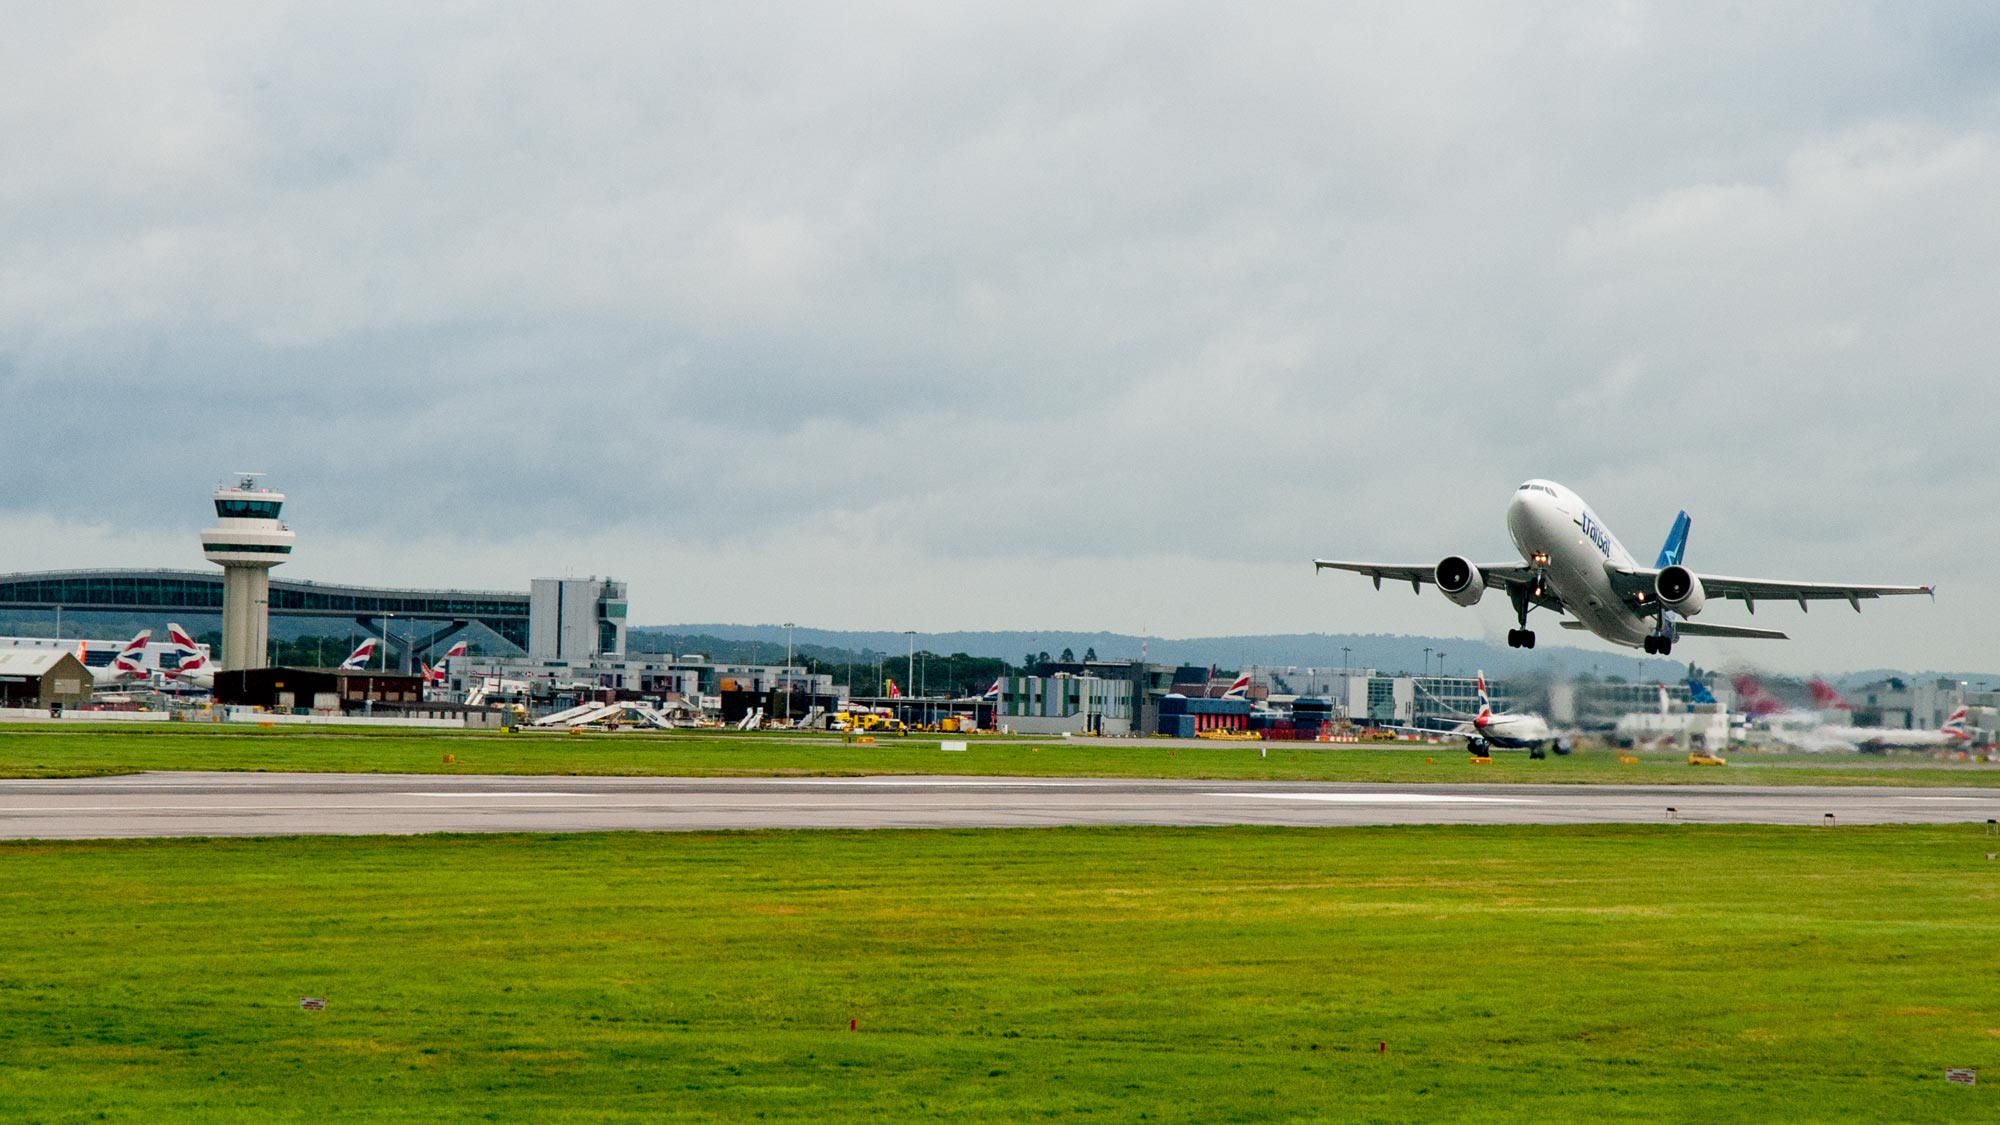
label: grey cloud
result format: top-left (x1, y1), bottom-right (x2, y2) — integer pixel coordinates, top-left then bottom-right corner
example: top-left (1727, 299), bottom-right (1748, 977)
top-left (1, 3), bottom-right (1994, 671)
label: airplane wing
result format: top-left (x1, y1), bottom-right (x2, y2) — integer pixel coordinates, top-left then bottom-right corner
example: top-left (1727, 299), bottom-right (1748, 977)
top-left (1313, 560), bottom-right (1565, 611)
top-left (1604, 564), bottom-right (1932, 614)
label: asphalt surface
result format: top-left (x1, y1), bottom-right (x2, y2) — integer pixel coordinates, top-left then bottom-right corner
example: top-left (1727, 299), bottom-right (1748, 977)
top-left (2, 773), bottom-right (1999, 839)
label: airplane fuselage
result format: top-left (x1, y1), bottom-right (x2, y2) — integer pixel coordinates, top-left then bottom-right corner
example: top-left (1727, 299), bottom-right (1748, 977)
top-left (1506, 480), bottom-right (1655, 649)
top-left (1475, 712), bottom-right (1554, 748)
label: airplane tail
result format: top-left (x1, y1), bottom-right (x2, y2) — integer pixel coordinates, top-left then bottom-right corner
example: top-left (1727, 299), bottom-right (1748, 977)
top-left (1942, 706), bottom-right (1971, 743)
top-left (1731, 673), bottom-right (1783, 717)
top-left (1474, 670), bottom-right (1492, 727)
top-left (1686, 678), bottom-right (1717, 706)
top-left (1807, 679), bottom-right (1852, 711)
top-left (1222, 674), bottom-right (1252, 699)
top-left (982, 679), bottom-right (1001, 700)
top-left (112, 630), bottom-right (152, 674)
top-left (1658, 683), bottom-right (1671, 716)
top-left (440, 641), bottom-right (468, 661)
top-left (340, 639), bottom-right (378, 671)
top-left (1655, 511), bottom-right (1692, 568)
top-left (163, 623), bottom-right (208, 678)
top-left (885, 677), bottom-right (901, 698)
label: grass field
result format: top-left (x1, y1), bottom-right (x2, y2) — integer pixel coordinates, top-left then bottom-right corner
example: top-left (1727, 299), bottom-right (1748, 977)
top-left (2, 824), bottom-right (1995, 1121)
top-left (1, 723), bottom-right (1996, 788)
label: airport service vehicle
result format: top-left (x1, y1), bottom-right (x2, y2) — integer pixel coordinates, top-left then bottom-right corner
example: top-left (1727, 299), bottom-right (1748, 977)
top-left (1315, 479), bottom-right (1932, 656)
top-left (84, 631), bottom-right (152, 687)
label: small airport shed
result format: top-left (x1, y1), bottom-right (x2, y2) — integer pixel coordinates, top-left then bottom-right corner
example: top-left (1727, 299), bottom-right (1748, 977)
top-left (214, 667), bottom-right (427, 713)
top-left (0, 650), bottom-right (94, 708)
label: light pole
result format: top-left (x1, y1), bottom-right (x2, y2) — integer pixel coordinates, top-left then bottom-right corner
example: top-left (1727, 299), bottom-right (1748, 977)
top-left (904, 630), bottom-right (915, 726)
top-left (382, 613), bottom-right (393, 673)
top-left (1341, 645), bottom-right (1350, 672)
top-left (1438, 651), bottom-right (1447, 680)
top-left (783, 622), bottom-right (796, 724)
top-left (1423, 646), bottom-right (1432, 679)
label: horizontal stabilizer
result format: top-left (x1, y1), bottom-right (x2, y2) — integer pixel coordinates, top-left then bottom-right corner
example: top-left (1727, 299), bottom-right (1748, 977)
top-left (1672, 622), bottom-right (1789, 641)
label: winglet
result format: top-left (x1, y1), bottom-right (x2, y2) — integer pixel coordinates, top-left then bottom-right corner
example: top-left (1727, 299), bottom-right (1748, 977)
top-left (1654, 510), bottom-right (1691, 568)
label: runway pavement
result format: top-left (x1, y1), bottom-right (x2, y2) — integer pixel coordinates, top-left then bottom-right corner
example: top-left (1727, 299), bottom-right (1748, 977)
top-left (3, 773), bottom-right (1999, 838)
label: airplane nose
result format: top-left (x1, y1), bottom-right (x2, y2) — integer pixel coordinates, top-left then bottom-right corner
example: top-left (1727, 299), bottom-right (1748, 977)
top-left (1507, 490), bottom-right (1537, 532)
top-left (1507, 488), bottom-right (1560, 557)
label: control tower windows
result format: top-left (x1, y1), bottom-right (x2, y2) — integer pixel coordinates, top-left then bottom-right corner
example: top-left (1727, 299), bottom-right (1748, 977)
top-left (215, 498), bottom-right (284, 519)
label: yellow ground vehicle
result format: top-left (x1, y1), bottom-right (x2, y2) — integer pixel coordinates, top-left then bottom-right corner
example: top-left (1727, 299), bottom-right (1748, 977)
top-left (832, 709), bottom-right (907, 735)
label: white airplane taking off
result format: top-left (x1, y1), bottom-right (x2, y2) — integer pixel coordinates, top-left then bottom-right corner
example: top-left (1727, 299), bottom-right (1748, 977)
top-left (1316, 479), bottom-right (1932, 656)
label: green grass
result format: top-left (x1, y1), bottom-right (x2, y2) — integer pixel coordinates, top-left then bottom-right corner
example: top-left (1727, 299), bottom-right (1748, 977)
top-left (1, 724), bottom-right (1997, 787)
top-left (2, 825), bottom-right (1996, 1120)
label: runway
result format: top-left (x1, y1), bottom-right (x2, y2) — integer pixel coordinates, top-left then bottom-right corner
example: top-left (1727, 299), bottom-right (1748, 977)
top-left (2, 773), bottom-right (1999, 839)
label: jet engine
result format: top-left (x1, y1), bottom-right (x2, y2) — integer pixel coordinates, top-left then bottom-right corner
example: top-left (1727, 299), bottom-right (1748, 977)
top-left (1655, 565), bottom-right (1705, 616)
top-left (1435, 555), bottom-right (1486, 607)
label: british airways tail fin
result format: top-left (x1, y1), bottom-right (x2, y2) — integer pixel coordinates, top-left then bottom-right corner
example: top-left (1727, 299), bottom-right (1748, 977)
top-left (1655, 510), bottom-right (1691, 568)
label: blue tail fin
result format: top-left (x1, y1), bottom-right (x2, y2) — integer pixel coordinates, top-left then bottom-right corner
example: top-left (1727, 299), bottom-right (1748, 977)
top-left (1655, 511), bottom-right (1691, 568)
top-left (1686, 678), bottom-right (1716, 706)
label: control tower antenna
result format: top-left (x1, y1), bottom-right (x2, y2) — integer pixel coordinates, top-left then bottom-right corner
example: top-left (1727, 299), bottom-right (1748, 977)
top-left (200, 475), bottom-right (296, 671)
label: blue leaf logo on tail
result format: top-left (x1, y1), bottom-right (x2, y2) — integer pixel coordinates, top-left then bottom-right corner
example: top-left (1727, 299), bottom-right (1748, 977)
top-left (1656, 511), bottom-right (1692, 569)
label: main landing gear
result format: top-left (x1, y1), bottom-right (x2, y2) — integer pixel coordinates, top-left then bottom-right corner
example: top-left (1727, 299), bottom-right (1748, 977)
top-left (1507, 582), bottom-right (1539, 649)
top-left (1643, 633), bottom-right (1674, 656)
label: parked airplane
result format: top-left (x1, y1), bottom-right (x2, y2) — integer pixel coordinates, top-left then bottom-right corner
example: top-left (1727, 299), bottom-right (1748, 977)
top-left (1315, 480), bottom-right (1932, 655)
top-left (338, 639), bottom-right (379, 672)
top-left (1404, 671), bottom-right (1566, 757)
top-left (1807, 680), bottom-right (1855, 711)
top-left (422, 640), bottom-right (469, 685)
top-left (1463, 671), bottom-right (1561, 754)
top-left (1770, 706), bottom-right (1972, 753)
top-left (1221, 674), bottom-right (1252, 700)
top-left (163, 623), bottom-right (216, 691)
top-left (83, 631), bottom-right (153, 687)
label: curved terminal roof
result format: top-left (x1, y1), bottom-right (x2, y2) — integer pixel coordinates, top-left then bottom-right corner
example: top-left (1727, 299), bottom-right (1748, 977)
top-left (0, 569), bottom-right (531, 647)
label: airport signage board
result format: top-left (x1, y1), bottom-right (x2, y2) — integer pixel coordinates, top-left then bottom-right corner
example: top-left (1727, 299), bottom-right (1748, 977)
top-left (299, 997), bottom-right (327, 1011)
top-left (1946, 1067), bottom-right (1976, 1086)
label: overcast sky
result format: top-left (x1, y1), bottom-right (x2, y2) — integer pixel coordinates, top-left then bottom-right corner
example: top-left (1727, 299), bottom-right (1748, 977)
top-left (3, 3), bottom-right (1996, 674)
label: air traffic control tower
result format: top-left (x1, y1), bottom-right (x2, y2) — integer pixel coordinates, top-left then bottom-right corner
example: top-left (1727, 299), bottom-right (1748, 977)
top-left (200, 475), bottom-right (296, 669)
